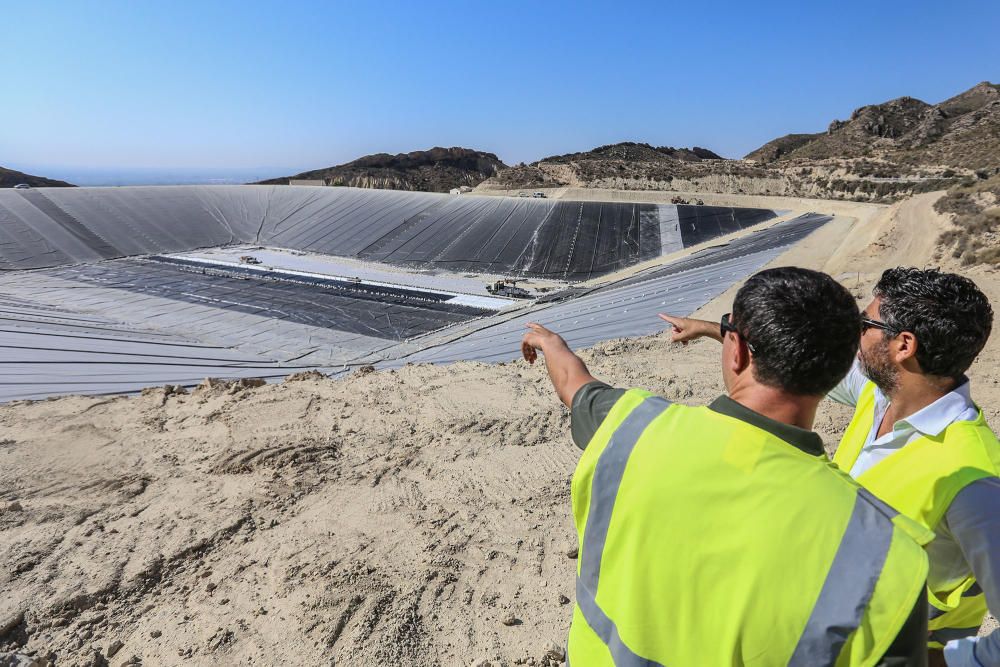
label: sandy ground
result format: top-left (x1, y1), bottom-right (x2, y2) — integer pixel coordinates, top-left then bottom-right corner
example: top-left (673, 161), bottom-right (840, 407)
top-left (2, 191), bottom-right (999, 666)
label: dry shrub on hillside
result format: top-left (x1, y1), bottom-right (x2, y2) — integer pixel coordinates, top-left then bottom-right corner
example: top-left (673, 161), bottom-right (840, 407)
top-left (936, 175), bottom-right (1000, 265)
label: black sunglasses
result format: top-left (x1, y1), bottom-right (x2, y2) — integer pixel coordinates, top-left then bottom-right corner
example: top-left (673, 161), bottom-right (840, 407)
top-left (860, 316), bottom-right (895, 334)
top-left (721, 313), bottom-right (756, 353)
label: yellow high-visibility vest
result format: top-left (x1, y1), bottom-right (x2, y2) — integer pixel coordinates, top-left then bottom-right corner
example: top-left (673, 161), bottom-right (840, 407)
top-left (569, 389), bottom-right (932, 666)
top-left (834, 382), bottom-right (1000, 647)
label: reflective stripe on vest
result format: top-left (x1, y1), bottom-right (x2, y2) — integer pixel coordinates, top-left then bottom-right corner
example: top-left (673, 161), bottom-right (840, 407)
top-left (571, 392), bottom-right (927, 666)
top-left (787, 488), bottom-right (897, 666)
top-left (577, 396), bottom-right (670, 666)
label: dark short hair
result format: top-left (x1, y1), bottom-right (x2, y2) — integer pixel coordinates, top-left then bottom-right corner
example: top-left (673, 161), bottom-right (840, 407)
top-left (874, 267), bottom-right (993, 380)
top-left (732, 267), bottom-right (860, 395)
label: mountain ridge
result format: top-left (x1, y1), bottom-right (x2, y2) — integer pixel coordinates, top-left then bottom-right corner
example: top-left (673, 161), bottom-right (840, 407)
top-left (257, 147), bottom-right (505, 192)
top-left (480, 82), bottom-right (999, 202)
top-left (745, 81), bottom-right (1000, 170)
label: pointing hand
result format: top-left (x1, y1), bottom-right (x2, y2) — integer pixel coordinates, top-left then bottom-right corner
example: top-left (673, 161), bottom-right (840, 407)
top-left (521, 322), bottom-right (564, 364)
top-left (658, 313), bottom-right (706, 345)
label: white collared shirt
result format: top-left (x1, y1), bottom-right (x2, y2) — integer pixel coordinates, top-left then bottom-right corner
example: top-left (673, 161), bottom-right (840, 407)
top-left (828, 362), bottom-right (980, 477)
top-left (829, 362), bottom-right (1000, 667)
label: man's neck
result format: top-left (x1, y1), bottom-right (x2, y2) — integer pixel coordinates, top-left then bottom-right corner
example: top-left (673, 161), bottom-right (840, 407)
top-left (884, 376), bottom-right (955, 423)
top-left (728, 385), bottom-right (819, 431)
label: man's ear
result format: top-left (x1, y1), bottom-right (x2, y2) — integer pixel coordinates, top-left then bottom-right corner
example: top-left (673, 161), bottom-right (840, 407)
top-left (729, 333), bottom-right (752, 375)
top-left (894, 331), bottom-right (919, 365)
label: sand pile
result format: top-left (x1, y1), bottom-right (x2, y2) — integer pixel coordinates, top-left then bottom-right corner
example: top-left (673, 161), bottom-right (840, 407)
top-left (2, 191), bottom-right (998, 666)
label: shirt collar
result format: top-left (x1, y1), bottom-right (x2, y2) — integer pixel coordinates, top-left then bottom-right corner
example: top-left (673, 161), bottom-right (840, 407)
top-left (708, 395), bottom-right (825, 456)
top-left (874, 376), bottom-right (976, 437)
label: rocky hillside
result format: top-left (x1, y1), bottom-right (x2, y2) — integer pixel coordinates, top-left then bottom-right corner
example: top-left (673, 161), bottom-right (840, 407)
top-left (486, 142), bottom-right (728, 191)
top-left (482, 83), bottom-right (1000, 203)
top-left (935, 174), bottom-right (1000, 266)
top-left (0, 166), bottom-right (74, 188)
top-left (258, 147), bottom-right (506, 192)
top-left (542, 143), bottom-right (723, 163)
top-left (747, 82), bottom-right (1000, 171)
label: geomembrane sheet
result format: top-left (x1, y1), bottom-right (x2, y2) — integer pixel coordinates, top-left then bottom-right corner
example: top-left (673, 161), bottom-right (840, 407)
top-left (48, 258), bottom-right (491, 341)
top-left (0, 186), bottom-right (776, 281)
top-left (397, 214), bottom-right (832, 365)
top-left (0, 213), bottom-right (830, 402)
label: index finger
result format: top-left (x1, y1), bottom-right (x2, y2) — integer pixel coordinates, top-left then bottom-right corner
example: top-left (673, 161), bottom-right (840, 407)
top-left (658, 313), bottom-right (682, 326)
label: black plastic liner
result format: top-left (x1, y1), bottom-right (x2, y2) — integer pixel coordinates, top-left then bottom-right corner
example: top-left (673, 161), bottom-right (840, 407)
top-left (360, 201), bottom-right (666, 280)
top-left (61, 259), bottom-right (489, 341)
top-left (676, 205), bottom-right (777, 247)
top-left (614, 213), bottom-right (832, 289)
top-left (147, 255), bottom-right (458, 303)
top-left (0, 187), bottom-right (776, 282)
top-left (16, 190), bottom-right (121, 259)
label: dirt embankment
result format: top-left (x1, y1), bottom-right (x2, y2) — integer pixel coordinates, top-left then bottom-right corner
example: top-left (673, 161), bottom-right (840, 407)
top-left (2, 191), bottom-right (998, 666)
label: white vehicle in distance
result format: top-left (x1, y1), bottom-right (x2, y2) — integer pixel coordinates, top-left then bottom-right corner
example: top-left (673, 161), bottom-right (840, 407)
top-left (13, 184), bottom-right (31, 189)
top-left (532, 192), bottom-right (546, 198)
top-left (517, 192), bottom-right (530, 197)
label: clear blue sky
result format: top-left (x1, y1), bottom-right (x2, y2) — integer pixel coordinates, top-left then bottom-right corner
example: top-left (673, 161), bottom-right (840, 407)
top-left (2, 0), bottom-right (999, 176)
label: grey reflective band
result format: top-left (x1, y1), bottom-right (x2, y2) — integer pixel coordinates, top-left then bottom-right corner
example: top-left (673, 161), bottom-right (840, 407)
top-left (788, 488), bottom-right (898, 666)
top-left (928, 581), bottom-right (983, 644)
top-left (929, 582), bottom-right (984, 620)
top-left (929, 626), bottom-right (982, 644)
top-left (576, 395), bottom-right (671, 666)
top-left (963, 582), bottom-right (984, 598)
top-left (576, 577), bottom-right (665, 667)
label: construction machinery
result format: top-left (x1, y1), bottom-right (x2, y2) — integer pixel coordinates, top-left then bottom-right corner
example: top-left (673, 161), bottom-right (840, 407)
top-left (486, 279), bottom-right (532, 299)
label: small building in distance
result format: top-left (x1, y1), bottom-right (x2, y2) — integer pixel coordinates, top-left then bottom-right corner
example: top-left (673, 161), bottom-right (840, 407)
top-left (289, 179), bottom-right (326, 186)
top-left (449, 185), bottom-right (474, 195)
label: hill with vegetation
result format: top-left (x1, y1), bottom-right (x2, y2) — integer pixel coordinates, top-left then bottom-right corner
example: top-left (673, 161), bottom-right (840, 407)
top-left (487, 142), bottom-right (730, 191)
top-left (258, 147), bottom-right (506, 192)
top-left (747, 82), bottom-right (1000, 171)
top-left (482, 83), bottom-right (1000, 202)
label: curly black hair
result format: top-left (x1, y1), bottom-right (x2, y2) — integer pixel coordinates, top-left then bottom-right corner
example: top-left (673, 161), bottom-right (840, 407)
top-left (733, 267), bottom-right (860, 396)
top-left (874, 267), bottom-right (993, 380)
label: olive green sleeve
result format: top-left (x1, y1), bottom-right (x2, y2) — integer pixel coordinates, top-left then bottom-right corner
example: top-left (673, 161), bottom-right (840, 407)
top-left (570, 381), bottom-right (627, 450)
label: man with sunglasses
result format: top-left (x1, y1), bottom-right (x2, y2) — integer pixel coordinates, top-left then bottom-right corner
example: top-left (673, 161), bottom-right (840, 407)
top-left (663, 267), bottom-right (1000, 667)
top-left (522, 266), bottom-right (931, 666)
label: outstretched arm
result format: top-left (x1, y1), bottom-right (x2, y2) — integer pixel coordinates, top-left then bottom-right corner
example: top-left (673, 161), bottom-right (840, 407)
top-left (521, 323), bottom-right (598, 408)
top-left (658, 313), bottom-right (722, 344)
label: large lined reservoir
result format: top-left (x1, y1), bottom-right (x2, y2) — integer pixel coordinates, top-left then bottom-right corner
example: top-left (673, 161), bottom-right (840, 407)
top-left (0, 185), bottom-right (826, 401)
